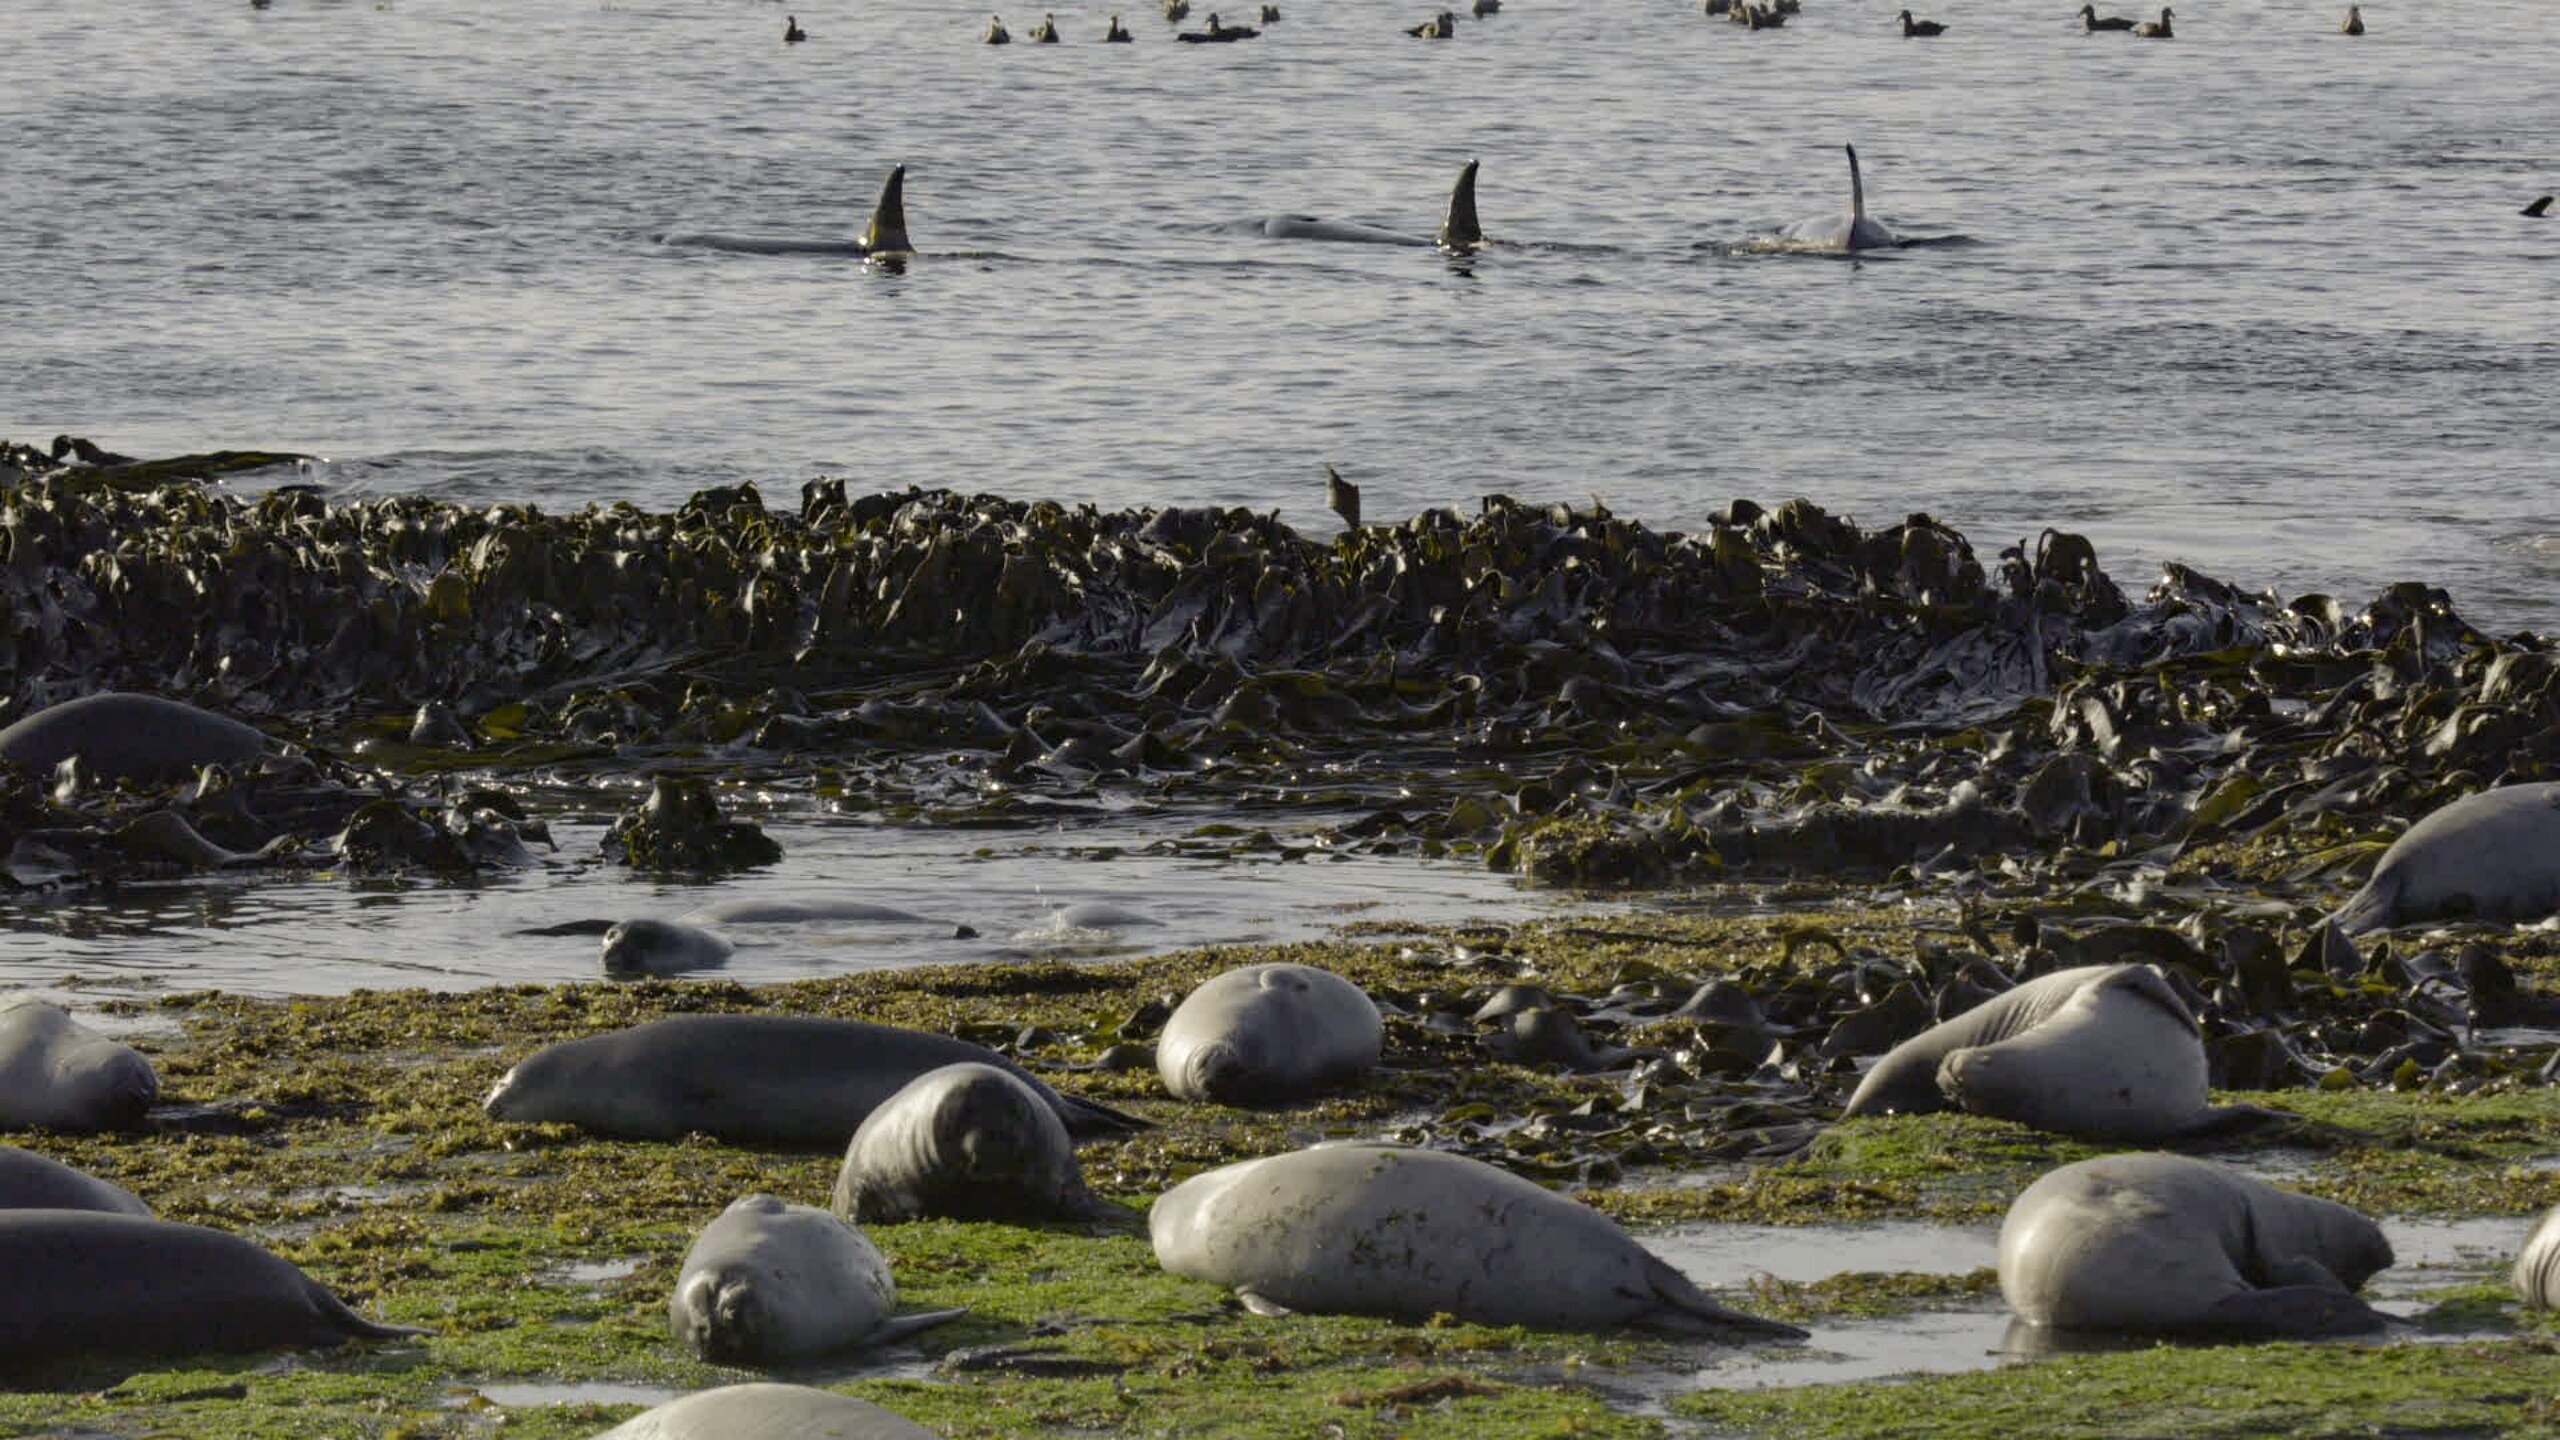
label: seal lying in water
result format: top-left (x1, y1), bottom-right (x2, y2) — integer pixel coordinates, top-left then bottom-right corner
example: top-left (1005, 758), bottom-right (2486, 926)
top-left (2330, 783), bottom-right (2560, 934)
top-left (483, 1014), bottom-right (1147, 1146)
top-left (591, 1382), bottom-right (943, 1439)
top-left (0, 1144), bottom-right (152, 1214)
top-left (0, 997), bottom-right (159, 1132)
top-left (1840, 963), bottom-right (2259, 1139)
top-left (0, 1210), bottom-right (425, 1377)
top-left (1150, 1143), bottom-right (1805, 1337)
top-left (670, 1194), bottom-right (965, 1365)
top-left (831, 1063), bottom-right (1133, 1226)
top-left (1999, 1152), bottom-right (2394, 1337)
top-left (0, 691), bottom-right (274, 783)
top-left (1155, 962), bottom-right (1382, 1103)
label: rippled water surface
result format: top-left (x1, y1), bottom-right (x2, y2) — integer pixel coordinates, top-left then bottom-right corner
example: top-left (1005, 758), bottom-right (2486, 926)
top-left (6, 0), bottom-right (2557, 624)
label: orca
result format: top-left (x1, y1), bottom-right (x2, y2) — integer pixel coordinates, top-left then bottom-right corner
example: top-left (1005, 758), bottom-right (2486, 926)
top-left (1774, 144), bottom-right (1899, 252)
top-left (1247, 160), bottom-right (1485, 253)
top-left (659, 166), bottom-right (913, 258)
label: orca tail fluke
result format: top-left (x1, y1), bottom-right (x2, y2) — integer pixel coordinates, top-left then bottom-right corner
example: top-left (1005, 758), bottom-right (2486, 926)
top-left (1437, 158), bottom-right (1484, 252)
top-left (862, 165), bottom-right (913, 256)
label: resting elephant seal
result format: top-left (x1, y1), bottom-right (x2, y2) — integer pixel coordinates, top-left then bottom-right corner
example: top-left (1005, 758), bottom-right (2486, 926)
top-left (601, 918), bottom-right (735, 976)
top-left (0, 1210), bottom-right (425, 1375)
top-left (1840, 964), bottom-right (2254, 1139)
top-left (1150, 1143), bottom-right (1806, 1337)
top-left (483, 1014), bottom-right (1147, 1146)
top-left (831, 1063), bottom-right (1133, 1226)
top-left (0, 692), bottom-right (273, 783)
top-left (2514, 1205), bottom-right (2560, 1309)
top-left (2331, 783), bottom-right (2560, 934)
top-left (1156, 962), bottom-right (1382, 1103)
top-left (0, 997), bottom-right (159, 1131)
top-left (1999, 1152), bottom-right (2393, 1337)
top-left (670, 1195), bottom-right (964, 1365)
top-left (592, 1382), bottom-right (942, 1439)
top-left (0, 1144), bottom-right (151, 1214)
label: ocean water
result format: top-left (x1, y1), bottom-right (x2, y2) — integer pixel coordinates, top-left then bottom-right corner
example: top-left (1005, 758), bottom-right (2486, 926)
top-left (3, 0), bottom-right (2557, 996)
top-left (5, 0), bottom-right (2556, 626)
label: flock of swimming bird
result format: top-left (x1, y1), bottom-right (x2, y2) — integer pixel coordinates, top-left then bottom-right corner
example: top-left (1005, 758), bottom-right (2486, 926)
top-left (12, 692), bottom-right (2560, 1432)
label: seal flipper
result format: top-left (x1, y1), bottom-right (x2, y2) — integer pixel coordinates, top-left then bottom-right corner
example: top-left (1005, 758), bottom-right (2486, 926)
top-left (2198, 1285), bottom-right (2389, 1338)
top-left (301, 1279), bottom-right (432, 1345)
top-left (1237, 1288), bottom-right (1296, 1317)
top-left (861, 165), bottom-right (912, 257)
top-left (1635, 1255), bottom-right (1808, 1340)
top-left (1054, 1089), bottom-right (1153, 1137)
top-left (1437, 159), bottom-right (1484, 253)
top-left (864, 1305), bottom-right (970, 1345)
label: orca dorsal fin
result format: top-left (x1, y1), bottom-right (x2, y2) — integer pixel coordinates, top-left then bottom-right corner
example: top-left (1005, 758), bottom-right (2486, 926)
top-left (1845, 143), bottom-right (1866, 225)
top-left (861, 165), bottom-right (912, 256)
top-left (2527, 195), bottom-right (2555, 218)
top-left (1437, 158), bottom-right (1483, 252)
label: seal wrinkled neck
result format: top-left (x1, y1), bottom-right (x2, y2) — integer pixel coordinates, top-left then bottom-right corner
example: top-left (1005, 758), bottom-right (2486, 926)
top-left (862, 164), bottom-right (912, 256)
top-left (1437, 159), bottom-right (1483, 253)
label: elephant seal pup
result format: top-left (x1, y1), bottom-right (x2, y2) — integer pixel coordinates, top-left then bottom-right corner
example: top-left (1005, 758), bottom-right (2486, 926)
top-left (601, 918), bottom-right (735, 976)
top-left (1840, 964), bottom-right (2255, 1139)
top-left (0, 692), bottom-right (273, 783)
top-left (484, 1014), bottom-right (1147, 1146)
top-left (2331, 783), bottom-right (2560, 934)
top-left (670, 1195), bottom-right (965, 1365)
top-left (2000, 1152), bottom-right (2394, 1337)
top-left (831, 1063), bottom-right (1133, 1227)
top-left (0, 1144), bottom-right (151, 1214)
top-left (1150, 1143), bottom-right (1806, 1337)
top-left (1156, 962), bottom-right (1382, 1103)
top-left (0, 997), bottom-right (159, 1131)
top-left (592, 1382), bottom-right (942, 1439)
top-left (0, 1210), bottom-right (424, 1375)
top-left (2514, 1205), bottom-right (2560, 1309)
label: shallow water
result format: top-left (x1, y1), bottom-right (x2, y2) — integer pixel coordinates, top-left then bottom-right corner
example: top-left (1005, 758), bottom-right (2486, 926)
top-left (5, 0), bottom-right (2558, 631)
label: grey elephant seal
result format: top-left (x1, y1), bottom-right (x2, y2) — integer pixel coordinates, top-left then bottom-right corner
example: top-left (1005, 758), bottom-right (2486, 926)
top-left (601, 919), bottom-right (736, 976)
top-left (832, 1063), bottom-right (1132, 1226)
top-left (484, 1014), bottom-right (1147, 1146)
top-left (2514, 1205), bottom-right (2560, 1309)
top-left (2331, 783), bottom-right (2560, 934)
top-left (1840, 964), bottom-right (2255, 1139)
top-left (2000, 1152), bottom-right (2393, 1337)
top-left (0, 692), bottom-right (273, 783)
top-left (0, 1144), bottom-right (151, 1214)
top-left (1157, 962), bottom-right (1382, 1103)
top-left (0, 997), bottom-right (159, 1131)
top-left (592, 1382), bottom-right (942, 1439)
top-left (0, 1210), bottom-right (425, 1374)
top-left (1150, 1143), bottom-right (1806, 1337)
top-left (670, 1194), bottom-right (965, 1365)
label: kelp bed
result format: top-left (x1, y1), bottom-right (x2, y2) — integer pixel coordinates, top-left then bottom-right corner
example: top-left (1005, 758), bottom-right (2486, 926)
top-left (9, 443), bottom-right (2560, 1436)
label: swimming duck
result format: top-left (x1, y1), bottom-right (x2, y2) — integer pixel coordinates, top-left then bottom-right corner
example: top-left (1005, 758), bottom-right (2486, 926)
top-left (1258, 4), bottom-right (1280, 19)
top-left (1105, 13), bottom-right (1134, 39)
top-left (983, 13), bottom-right (1012, 41)
top-left (1164, 0), bottom-right (1189, 19)
top-left (2133, 5), bottom-right (2171, 36)
top-left (783, 14), bottom-right (806, 41)
top-left (1897, 9), bottom-right (1946, 35)
top-left (1176, 11), bottom-right (1259, 39)
top-left (2340, 5), bottom-right (2363, 33)
top-left (1472, 0), bottom-right (1499, 13)
top-left (1745, 4), bottom-right (1787, 26)
top-left (2527, 196), bottom-right (2554, 218)
top-left (1028, 11), bottom-right (1060, 39)
top-left (2076, 4), bottom-right (2134, 30)
top-left (1407, 9), bottom-right (1456, 36)
top-left (1702, 0), bottom-right (1732, 13)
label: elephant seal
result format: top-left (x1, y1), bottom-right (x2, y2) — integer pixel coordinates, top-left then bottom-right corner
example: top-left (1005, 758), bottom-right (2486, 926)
top-left (592, 1382), bottom-right (942, 1440)
top-left (2000, 1152), bottom-right (2393, 1337)
top-left (670, 1195), bottom-right (965, 1365)
top-left (1840, 964), bottom-right (2256, 1139)
top-left (0, 692), bottom-right (272, 783)
top-left (1157, 962), bottom-right (1382, 1104)
top-left (2331, 783), bottom-right (2560, 934)
top-left (2514, 1205), bottom-right (2560, 1309)
top-left (0, 1210), bottom-right (424, 1376)
top-left (831, 1063), bottom-right (1133, 1226)
top-left (0, 997), bottom-right (159, 1131)
top-left (483, 1014), bottom-right (1147, 1146)
top-left (601, 919), bottom-right (735, 976)
top-left (1150, 1143), bottom-right (1806, 1337)
top-left (0, 1144), bottom-right (151, 1214)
